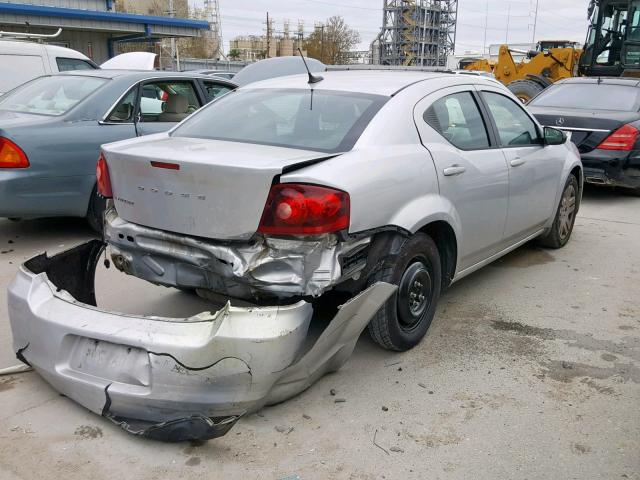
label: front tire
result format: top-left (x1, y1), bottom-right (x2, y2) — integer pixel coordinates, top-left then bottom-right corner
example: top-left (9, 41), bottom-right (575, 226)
top-left (507, 79), bottom-right (546, 103)
top-left (538, 174), bottom-right (579, 249)
top-left (367, 233), bottom-right (442, 352)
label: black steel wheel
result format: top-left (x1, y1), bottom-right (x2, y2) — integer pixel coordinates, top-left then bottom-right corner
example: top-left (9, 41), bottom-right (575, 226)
top-left (367, 233), bottom-right (442, 352)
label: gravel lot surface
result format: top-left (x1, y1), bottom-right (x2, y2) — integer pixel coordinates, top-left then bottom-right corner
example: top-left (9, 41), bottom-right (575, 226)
top-left (0, 186), bottom-right (638, 480)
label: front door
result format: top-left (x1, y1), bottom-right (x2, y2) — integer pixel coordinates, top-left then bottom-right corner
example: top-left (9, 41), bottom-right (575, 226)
top-left (414, 87), bottom-right (510, 270)
top-left (477, 87), bottom-right (565, 242)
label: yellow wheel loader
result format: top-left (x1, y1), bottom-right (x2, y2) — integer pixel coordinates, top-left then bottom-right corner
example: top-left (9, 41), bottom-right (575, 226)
top-left (463, 41), bottom-right (583, 102)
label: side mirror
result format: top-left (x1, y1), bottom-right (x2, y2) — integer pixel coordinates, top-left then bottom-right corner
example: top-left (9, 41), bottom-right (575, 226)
top-left (544, 126), bottom-right (566, 145)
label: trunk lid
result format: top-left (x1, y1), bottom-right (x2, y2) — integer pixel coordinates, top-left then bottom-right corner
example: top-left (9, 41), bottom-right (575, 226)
top-left (528, 106), bottom-right (640, 153)
top-left (103, 135), bottom-right (333, 240)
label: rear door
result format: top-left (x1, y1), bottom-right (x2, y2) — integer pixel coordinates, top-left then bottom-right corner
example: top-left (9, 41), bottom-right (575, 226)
top-left (414, 86), bottom-right (509, 270)
top-left (478, 87), bottom-right (564, 242)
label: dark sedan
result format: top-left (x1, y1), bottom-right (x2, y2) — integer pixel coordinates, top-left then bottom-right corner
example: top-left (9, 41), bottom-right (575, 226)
top-left (0, 70), bottom-right (236, 230)
top-left (528, 77), bottom-right (640, 193)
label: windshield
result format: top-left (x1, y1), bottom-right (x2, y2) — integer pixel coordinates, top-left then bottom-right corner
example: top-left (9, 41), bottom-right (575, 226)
top-left (529, 83), bottom-right (640, 112)
top-left (0, 76), bottom-right (107, 116)
top-left (172, 88), bottom-right (387, 153)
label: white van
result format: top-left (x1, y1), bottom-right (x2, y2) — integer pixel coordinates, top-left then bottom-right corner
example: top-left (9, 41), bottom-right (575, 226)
top-left (0, 40), bottom-right (98, 95)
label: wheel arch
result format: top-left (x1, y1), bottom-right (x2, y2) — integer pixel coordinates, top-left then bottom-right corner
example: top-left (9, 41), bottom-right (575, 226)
top-left (417, 220), bottom-right (458, 289)
top-left (570, 164), bottom-right (583, 196)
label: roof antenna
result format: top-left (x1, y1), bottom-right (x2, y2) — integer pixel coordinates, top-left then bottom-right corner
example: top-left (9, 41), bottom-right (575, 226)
top-left (298, 47), bottom-right (324, 84)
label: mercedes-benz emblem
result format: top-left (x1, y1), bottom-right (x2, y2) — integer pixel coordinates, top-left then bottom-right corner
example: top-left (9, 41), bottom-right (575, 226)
top-left (556, 117), bottom-right (565, 127)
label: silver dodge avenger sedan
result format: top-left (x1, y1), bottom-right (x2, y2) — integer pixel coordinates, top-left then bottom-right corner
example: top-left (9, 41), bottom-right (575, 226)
top-left (8, 70), bottom-right (582, 442)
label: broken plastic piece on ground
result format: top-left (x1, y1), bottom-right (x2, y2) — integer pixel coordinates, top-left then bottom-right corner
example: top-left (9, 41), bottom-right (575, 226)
top-left (8, 240), bottom-right (396, 442)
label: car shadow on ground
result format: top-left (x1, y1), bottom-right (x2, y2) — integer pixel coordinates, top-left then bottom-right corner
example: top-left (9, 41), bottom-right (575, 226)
top-left (582, 183), bottom-right (639, 203)
top-left (0, 217), bottom-right (96, 243)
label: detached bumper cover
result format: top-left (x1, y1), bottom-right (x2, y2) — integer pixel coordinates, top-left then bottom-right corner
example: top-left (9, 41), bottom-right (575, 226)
top-left (8, 240), bottom-right (395, 442)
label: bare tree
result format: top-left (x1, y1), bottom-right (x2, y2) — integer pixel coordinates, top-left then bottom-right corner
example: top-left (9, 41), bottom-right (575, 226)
top-left (305, 16), bottom-right (360, 65)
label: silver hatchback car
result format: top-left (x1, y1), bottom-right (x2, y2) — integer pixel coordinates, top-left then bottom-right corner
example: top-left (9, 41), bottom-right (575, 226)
top-left (9, 71), bottom-right (582, 441)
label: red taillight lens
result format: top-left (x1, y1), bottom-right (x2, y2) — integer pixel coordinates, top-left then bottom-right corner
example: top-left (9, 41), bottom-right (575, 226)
top-left (96, 152), bottom-right (113, 198)
top-left (258, 183), bottom-right (350, 235)
top-left (597, 124), bottom-right (639, 151)
top-left (0, 137), bottom-right (29, 168)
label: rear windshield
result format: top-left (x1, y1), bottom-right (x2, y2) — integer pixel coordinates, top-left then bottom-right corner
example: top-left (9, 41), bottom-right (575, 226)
top-left (528, 83), bottom-right (640, 112)
top-left (0, 75), bottom-right (107, 116)
top-left (172, 88), bottom-right (387, 153)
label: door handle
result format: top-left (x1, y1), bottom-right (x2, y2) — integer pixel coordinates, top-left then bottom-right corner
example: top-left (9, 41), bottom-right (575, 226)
top-left (443, 165), bottom-right (467, 177)
top-left (510, 158), bottom-right (526, 167)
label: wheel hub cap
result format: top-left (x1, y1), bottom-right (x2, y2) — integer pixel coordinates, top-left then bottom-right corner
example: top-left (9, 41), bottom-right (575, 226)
top-left (398, 261), bottom-right (433, 329)
top-left (558, 184), bottom-right (576, 240)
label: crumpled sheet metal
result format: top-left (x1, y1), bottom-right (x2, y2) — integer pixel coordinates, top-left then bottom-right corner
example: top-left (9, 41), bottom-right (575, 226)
top-left (104, 209), bottom-right (371, 299)
top-left (8, 240), bottom-right (396, 442)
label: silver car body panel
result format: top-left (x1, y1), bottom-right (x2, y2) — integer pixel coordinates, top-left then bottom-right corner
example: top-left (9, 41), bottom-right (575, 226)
top-left (8, 240), bottom-right (396, 441)
top-left (104, 135), bottom-right (335, 240)
top-left (104, 208), bottom-right (371, 299)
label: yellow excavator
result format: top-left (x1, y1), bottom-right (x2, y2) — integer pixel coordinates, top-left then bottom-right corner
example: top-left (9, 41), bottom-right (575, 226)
top-left (463, 41), bottom-right (583, 102)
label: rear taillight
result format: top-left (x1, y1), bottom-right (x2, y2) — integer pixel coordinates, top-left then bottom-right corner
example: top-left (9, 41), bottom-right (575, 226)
top-left (0, 137), bottom-right (29, 168)
top-left (597, 124), bottom-right (639, 151)
top-left (96, 152), bottom-right (113, 198)
top-left (258, 183), bottom-right (350, 235)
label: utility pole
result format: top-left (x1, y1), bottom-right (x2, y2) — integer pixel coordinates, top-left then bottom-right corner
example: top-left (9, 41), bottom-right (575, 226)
top-left (532, 0), bottom-right (540, 44)
top-left (483, 1), bottom-right (489, 55)
top-left (266, 11), bottom-right (271, 59)
top-left (168, 0), bottom-right (177, 70)
top-left (320, 24), bottom-right (325, 64)
top-left (506, 4), bottom-right (511, 44)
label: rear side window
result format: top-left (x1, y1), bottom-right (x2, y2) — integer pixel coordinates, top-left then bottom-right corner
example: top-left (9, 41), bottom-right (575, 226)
top-left (56, 57), bottom-right (96, 72)
top-left (201, 80), bottom-right (233, 102)
top-left (483, 92), bottom-right (541, 146)
top-left (528, 83), bottom-right (640, 112)
top-left (424, 92), bottom-right (490, 150)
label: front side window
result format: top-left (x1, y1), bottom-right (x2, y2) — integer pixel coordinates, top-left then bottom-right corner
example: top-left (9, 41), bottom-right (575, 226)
top-left (482, 92), bottom-right (541, 147)
top-left (423, 91), bottom-right (490, 150)
top-left (56, 57), bottom-right (97, 72)
top-left (139, 81), bottom-right (201, 123)
top-left (106, 88), bottom-right (137, 123)
top-left (172, 88), bottom-right (387, 153)
top-left (0, 75), bottom-right (107, 116)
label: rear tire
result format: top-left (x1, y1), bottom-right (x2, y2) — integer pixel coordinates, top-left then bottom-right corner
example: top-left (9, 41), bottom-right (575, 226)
top-left (86, 185), bottom-right (106, 234)
top-left (507, 79), bottom-right (546, 103)
top-left (367, 233), bottom-right (441, 352)
top-left (538, 174), bottom-right (579, 249)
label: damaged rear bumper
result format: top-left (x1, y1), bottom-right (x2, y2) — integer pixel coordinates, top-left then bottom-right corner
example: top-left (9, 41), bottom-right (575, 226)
top-left (8, 240), bottom-right (395, 442)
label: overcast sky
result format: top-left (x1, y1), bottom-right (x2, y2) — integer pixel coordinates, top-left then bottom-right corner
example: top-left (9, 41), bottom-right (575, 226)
top-left (209, 0), bottom-right (589, 55)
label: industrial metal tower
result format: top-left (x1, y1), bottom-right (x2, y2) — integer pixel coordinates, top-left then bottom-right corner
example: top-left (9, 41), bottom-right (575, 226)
top-left (374, 0), bottom-right (458, 67)
top-left (202, 0), bottom-right (224, 59)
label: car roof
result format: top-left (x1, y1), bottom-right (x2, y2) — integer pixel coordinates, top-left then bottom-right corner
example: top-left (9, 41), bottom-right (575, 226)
top-left (557, 76), bottom-right (640, 87)
top-left (56, 69), bottom-right (235, 82)
top-left (0, 39), bottom-right (91, 60)
top-left (241, 70), bottom-right (470, 96)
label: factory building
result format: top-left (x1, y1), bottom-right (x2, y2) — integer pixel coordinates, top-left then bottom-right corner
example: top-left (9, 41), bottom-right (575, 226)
top-left (229, 20), bottom-right (306, 62)
top-left (0, 0), bottom-right (209, 63)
